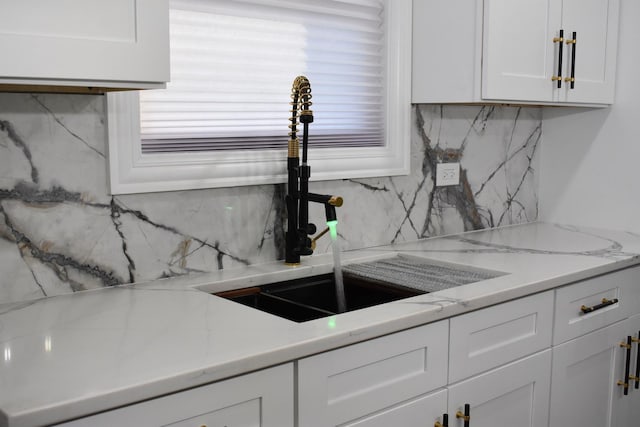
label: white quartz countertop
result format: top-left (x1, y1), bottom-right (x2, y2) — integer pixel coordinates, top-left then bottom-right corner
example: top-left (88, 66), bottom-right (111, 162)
top-left (2, 222), bottom-right (640, 426)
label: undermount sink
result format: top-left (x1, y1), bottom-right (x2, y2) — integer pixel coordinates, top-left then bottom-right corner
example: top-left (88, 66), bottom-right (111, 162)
top-left (214, 273), bottom-right (424, 322)
top-left (212, 255), bottom-right (506, 322)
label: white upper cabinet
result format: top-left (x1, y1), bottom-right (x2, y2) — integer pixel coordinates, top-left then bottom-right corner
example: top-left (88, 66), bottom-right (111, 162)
top-left (559, 0), bottom-right (619, 103)
top-left (482, 0), bottom-right (561, 102)
top-left (0, 0), bottom-right (169, 92)
top-left (412, 0), bottom-right (620, 105)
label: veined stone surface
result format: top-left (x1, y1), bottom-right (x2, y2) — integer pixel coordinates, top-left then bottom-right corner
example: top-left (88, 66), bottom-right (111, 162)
top-left (0, 94), bottom-right (541, 303)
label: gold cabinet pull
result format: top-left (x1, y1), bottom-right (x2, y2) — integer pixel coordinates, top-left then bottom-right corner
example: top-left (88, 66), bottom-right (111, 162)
top-left (456, 404), bottom-right (471, 426)
top-left (552, 30), bottom-right (565, 88)
top-left (580, 297), bottom-right (618, 314)
top-left (619, 336), bottom-right (633, 395)
top-left (633, 331), bottom-right (640, 390)
top-left (566, 31), bottom-right (577, 89)
top-left (434, 413), bottom-right (449, 427)
top-left (456, 411), bottom-right (470, 421)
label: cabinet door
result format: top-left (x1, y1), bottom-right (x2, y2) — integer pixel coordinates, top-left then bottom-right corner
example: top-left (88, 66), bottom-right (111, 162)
top-left (56, 363), bottom-right (294, 427)
top-left (297, 321), bottom-right (448, 427)
top-left (560, 0), bottom-right (619, 104)
top-left (549, 321), bottom-right (627, 427)
top-left (341, 389), bottom-right (447, 427)
top-left (620, 314), bottom-right (640, 427)
top-left (411, 0), bottom-right (482, 103)
top-left (448, 350), bottom-right (551, 427)
top-left (482, 0), bottom-right (561, 102)
top-left (0, 0), bottom-right (169, 89)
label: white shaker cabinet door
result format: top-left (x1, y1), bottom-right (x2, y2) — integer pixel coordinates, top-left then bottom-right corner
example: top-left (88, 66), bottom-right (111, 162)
top-left (549, 321), bottom-right (627, 427)
top-left (56, 363), bottom-right (294, 427)
top-left (0, 0), bottom-right (169, 89)
top-left (560, 0), bottom-right (619, 104)
top-left (297, 320), bottom-right (449, 427)
top-left (447, 350), bottom-right (552, 427)
top-left (482, 0), bottom-right (561, 102)
top-left (619, 314), bottom-right (640, 427)
top-left (341, 389), bottom-right (447, 427)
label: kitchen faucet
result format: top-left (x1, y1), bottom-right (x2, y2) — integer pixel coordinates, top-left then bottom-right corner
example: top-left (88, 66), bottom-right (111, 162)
top-left (285, 76), bottom-right (343, 265)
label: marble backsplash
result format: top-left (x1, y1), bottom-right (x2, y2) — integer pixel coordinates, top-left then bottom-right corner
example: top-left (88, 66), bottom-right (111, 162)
top-left (0, 93), bottom-right (541, 304)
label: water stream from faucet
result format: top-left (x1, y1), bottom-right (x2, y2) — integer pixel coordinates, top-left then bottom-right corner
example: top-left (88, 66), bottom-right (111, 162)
top-left (328, 220), bottom-right (346, 313)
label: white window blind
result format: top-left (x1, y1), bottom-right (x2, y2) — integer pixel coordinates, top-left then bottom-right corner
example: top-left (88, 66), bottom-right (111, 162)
top-left (140, 0), bottom-right (386, 154)
top-left (106, 0), bottom-right (410, 194)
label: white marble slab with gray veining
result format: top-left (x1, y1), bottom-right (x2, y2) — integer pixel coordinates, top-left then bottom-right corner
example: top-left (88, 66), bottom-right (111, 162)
top-left (0, 93), bottom-right (541, 304)
top-left (1, 222), bottom-right (640, 427)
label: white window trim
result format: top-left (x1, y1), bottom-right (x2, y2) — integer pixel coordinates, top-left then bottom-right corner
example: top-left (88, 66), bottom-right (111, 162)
top-left (106, 0), bottom-right (412, 195)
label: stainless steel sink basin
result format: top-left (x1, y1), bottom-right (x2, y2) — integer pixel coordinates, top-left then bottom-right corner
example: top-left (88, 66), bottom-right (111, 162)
top-left (212, 255), bottom-right (506, 322)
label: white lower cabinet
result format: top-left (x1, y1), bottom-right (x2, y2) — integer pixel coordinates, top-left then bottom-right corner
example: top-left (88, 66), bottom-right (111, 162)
top-left (446, 291), bottom-right (553, 427)
top-left (448, 350), bottom-right (552, 427)
top-left (297, 320), bottom-right (449, 427)
top-left (56, 363), bottom-right (294, 427)
top-left (549, 321), bottom-right (627, 427)
top-left (619, 313), bottom-right (640, 426)
top-left (549, 265), bottom-right (640, 427)
top-left (55, 267), bottom-right (640, 427)
top-left (297, 292), bottom-right (555, 427)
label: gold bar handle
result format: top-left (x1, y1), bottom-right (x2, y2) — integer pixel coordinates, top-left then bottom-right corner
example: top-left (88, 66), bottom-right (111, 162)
top-left (551, 30), bottom-right (565, 87)
top-left (619, 336), bottom-right (633, 395)
top-left (434, 413), bottom-right (449, 427)
top-left (456, 404), bottom-right (471, 427)
top-left (580, 298), bottom-right (618, 314)
top-left (456, 412), bottom-right (470, 421)
top-left (566, 31), bottom-right (577, 89)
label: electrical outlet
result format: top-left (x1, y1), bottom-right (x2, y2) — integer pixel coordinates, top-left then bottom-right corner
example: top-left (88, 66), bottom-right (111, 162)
top-left (436, 162), bottom-right (460, 186)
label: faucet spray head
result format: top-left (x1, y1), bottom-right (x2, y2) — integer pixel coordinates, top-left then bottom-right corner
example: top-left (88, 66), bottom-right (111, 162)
top-left (288, 76), bottom-right (313, 158)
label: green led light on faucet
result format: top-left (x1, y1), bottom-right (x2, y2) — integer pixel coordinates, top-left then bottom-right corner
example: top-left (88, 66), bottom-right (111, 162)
top-left (327, 220), bottom-right (338, 240)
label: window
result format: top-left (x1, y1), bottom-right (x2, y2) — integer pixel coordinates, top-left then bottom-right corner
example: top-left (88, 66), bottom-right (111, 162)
top-left (107, 0), bottom-right (411, 194)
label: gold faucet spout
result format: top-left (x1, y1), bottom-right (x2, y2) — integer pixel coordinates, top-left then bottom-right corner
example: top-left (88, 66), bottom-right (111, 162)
top-left (288, 76), bottom-right (313, 159)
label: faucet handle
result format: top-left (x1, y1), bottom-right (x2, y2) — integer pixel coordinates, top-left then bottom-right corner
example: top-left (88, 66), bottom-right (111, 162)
top-left (328, 196), bottom-right (343, 207)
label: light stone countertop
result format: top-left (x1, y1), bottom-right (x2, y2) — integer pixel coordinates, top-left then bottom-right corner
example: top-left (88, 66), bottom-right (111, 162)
top-left (2, 222), bottom-right (640, 427)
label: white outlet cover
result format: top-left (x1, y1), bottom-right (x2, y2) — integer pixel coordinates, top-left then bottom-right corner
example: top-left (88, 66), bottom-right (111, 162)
top-left (436, 162), bottom-right (460, 186)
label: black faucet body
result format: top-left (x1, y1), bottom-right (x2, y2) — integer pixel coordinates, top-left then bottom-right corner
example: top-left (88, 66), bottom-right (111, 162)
top-left (285, 76), bottom-right (341, 265)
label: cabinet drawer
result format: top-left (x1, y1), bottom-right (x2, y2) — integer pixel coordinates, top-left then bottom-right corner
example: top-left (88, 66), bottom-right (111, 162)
top-left (56, 363), bottom-right (294, 427)
top-left (297, 320), bottom-right (448, 427)
top-left (342, 389), bottom-right (447, 427)
top-left (449, 291), bottom-right (553, 383)
top-left (553, 266), bottom-right (638, 345)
